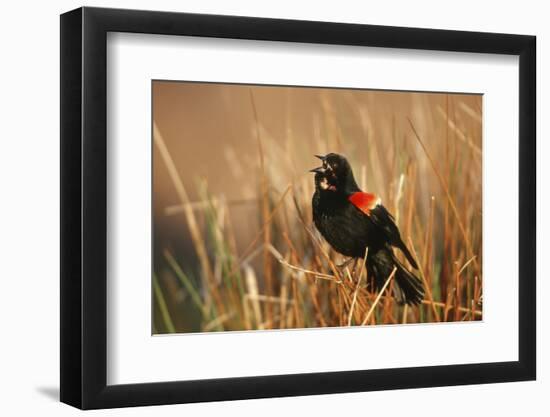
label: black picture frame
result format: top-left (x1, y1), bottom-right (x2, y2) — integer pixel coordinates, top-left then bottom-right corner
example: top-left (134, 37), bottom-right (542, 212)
top-left (60, 6), bottom-right (536, 410)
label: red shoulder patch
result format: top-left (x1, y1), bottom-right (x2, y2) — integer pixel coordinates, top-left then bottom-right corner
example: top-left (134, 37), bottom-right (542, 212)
top-left (348, 192), bottom-right (380, 215)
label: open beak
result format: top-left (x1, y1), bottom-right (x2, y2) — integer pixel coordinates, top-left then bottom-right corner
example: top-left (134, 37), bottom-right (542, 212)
top-left (310, 154), bottom-right (327, 173)
top-left (309, 166), bottom-right (326, 174)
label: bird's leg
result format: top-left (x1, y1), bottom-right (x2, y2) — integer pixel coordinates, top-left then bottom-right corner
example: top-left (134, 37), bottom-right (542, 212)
top-left (336, 257), bottom-right (355, 269)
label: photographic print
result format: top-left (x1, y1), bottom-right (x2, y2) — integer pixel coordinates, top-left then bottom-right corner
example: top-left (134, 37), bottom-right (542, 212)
top-left (152, 81), bottom-right (482, 334)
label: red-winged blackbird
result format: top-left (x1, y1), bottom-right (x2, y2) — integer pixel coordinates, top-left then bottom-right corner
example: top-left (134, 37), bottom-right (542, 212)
top-left (311, 153), bottom-right (424, 305)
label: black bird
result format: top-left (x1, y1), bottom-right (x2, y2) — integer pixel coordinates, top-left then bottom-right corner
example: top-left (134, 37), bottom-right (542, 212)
top-left (311, 153), bottom-right (424, 305)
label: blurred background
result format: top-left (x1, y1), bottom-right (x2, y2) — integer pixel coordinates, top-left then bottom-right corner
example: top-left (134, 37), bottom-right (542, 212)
top-left (153, 81), bottom-right (482, 333)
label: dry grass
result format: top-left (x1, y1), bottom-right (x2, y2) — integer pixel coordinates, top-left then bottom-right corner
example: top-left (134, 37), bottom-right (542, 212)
top-left (152, 85), bottom-right (483, 334)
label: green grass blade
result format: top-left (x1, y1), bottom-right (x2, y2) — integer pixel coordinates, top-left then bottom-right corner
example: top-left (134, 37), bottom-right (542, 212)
top-left (153, 274), bottom-right (176, 333)
top-left (164, 251), bottom-right (205, 314)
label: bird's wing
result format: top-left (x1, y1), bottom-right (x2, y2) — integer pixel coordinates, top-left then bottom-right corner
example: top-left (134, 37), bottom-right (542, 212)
top-left (367, 203), bottom-right (401, 241)
top-left (348, 192), bottom-right (417, 266)
top-left (348, 193), bottom-right (399, 239)
top-left (368, 204), bottom-right (419, 269)
top-left (347, 191), bottom-right (381, 215)
top-left (348, 192), bottom-right (401, 241)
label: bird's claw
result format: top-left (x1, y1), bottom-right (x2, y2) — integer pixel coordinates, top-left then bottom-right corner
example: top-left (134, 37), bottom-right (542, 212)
top-left (336, 258), bottom-right (355, 269)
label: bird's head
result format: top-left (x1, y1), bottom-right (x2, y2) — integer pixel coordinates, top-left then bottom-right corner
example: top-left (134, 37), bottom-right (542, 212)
top-left (310, 153), bottom-right (358, 193)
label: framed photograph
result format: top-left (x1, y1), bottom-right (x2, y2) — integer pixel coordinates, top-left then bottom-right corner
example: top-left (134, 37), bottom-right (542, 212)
top-left (60, 6), bottom-right (536, 409)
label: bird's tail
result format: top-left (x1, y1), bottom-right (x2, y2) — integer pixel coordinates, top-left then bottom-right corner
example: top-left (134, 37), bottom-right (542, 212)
top-left (368, 246), bottom-right (425, 306)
